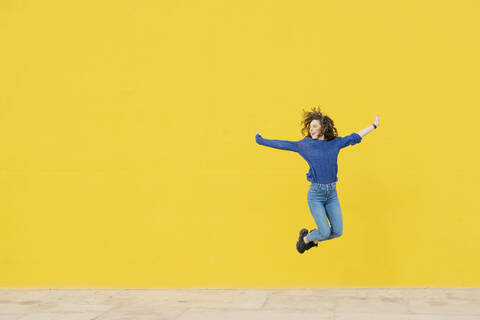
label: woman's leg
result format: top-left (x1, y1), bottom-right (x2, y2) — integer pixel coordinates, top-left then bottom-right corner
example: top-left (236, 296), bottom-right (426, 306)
top-left (324, 188), bottom-right (343, 240)
top-left (305, 186), bottom-right (332, 243)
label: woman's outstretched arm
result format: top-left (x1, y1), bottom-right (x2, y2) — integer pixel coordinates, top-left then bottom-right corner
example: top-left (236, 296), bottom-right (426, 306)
top-left (255, 130), bottom-right (300, 153)
top-left (357, 114), bottom-right (380, 138)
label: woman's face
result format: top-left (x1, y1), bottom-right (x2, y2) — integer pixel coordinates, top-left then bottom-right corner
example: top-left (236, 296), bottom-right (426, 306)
top-left (309, 119), bottom-right (323, 139)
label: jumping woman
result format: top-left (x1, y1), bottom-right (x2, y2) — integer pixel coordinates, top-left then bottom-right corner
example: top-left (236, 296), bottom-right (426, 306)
top-left (255, 107), bottom-right (379, 254)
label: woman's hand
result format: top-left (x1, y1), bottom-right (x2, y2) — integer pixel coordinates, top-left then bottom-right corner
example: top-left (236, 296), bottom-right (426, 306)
top-left (374, 114), bottom-right (379, 127)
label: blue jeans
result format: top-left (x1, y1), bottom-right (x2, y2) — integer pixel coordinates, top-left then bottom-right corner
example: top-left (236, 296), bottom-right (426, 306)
top-left (304, 182), bottom-right (343, 242)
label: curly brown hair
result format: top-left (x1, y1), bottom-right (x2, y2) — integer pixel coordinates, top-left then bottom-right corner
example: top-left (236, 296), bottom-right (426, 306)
top-left (300, 106), bottom-right (338, 141)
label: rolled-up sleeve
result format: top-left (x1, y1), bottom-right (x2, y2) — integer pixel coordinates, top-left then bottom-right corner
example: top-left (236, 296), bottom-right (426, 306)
top-left (255, 133), bottom-right (300, 152)
top-left (338, 133), bottom-right (362, 149)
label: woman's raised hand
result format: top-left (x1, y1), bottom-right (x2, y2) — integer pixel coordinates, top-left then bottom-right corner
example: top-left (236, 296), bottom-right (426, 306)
top-left (374, 115), bottom-right (380, 127)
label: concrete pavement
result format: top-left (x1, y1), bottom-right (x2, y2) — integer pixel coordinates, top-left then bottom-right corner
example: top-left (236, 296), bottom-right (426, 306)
top-left (0, 288), bottom-right (479, 319)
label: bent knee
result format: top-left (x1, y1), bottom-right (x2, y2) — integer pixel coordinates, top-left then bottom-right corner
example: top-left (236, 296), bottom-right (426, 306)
top-left (332, 231), bottom-right (343, 238)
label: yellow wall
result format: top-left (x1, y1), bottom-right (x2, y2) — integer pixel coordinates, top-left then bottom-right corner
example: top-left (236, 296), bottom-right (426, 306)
top-left (1, 0), bottom-right (479, 288)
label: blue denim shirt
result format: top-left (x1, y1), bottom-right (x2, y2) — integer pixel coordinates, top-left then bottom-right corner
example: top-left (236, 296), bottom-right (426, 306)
top-left (255, 132), bottom-right (362, 183)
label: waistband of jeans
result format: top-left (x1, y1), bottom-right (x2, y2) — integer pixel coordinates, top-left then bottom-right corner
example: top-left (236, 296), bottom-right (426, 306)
top-left (311, 182), bottom-right (336, 187)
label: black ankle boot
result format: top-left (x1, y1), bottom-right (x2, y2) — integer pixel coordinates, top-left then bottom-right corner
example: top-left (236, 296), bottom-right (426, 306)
top-left (305, 240), bottom-right (318, 250)
top-left (304, 229), bottom-right (318, 251)
top-left (296, 228), bottom-right (309, 254)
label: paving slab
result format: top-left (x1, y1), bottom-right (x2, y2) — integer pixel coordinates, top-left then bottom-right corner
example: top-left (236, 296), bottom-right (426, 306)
top-left (0, 289), bottom-right (477, 320)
